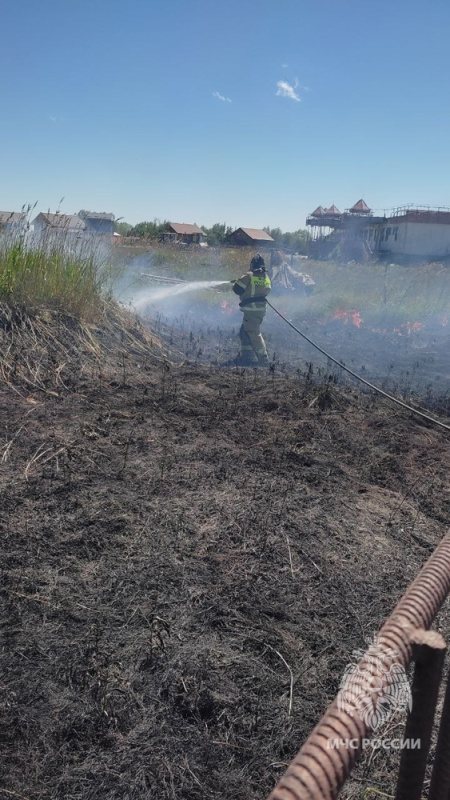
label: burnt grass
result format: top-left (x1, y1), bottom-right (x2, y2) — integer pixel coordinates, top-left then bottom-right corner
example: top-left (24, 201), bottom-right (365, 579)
top-left (1, 307), bottom-right (450, 799)
top-left (152, 307), bottom-right (450, 418)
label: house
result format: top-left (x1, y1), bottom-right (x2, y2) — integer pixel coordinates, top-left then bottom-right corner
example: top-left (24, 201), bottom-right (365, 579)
top-left (82, 212), bottom-right (115, 236)
top-left (165, 222), bottom-right (206, 244)
top-left (225, 227), bottom-right (274, 247)
top-left (307, 198), bottom-right (450, 259)
top-left (0, 211), bottom-right (27, 235)
top-left (32, 213), bottom-right (85, 236)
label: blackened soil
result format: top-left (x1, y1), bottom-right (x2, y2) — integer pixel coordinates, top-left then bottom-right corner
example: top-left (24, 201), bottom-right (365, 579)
top-left (1, 312), bottom-right (450, 800)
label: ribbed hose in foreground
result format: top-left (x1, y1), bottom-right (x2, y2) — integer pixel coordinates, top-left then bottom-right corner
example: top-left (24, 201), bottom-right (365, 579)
top-left (267, 530), bottom-right (450, 800)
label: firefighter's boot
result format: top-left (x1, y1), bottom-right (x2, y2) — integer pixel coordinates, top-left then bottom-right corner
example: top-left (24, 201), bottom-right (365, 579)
top-left (257, 353), bottom-right (270, 367)
top-left (235, 352), bottom-right (254, 366)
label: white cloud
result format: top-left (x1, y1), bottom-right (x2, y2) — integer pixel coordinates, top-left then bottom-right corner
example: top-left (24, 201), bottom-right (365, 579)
top-left (276, 79), bottom-right (300, 102)
top-left (212, 91), bottom-right (232, 103)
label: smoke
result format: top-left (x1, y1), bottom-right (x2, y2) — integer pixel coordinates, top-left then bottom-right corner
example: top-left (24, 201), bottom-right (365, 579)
top-left (112, 250), bottom-right (450, 402)
top-left (112, 251), bottom-right (240, 336)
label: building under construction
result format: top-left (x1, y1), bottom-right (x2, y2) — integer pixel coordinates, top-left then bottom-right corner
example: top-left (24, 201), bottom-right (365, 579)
top-left (306, 200), bottom-right (450, 260)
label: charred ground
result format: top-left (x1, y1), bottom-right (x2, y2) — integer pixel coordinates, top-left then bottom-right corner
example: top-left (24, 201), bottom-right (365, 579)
top-left (1, 303), bottom-right (450, 800)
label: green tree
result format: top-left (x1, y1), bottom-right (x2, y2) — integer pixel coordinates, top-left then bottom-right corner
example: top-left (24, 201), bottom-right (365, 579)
top-left (128, 219), bottom-right (168, 238)
top-left (282, 229), bottom-right (310, 253)
top-left (203, 223), bottom-right (233, 246)
top-left (264, 226), bottom-right (283, 243)
top-left (114, 221), bottom-right (133, 235)
top-left (263, 226), bottom-right (310, 254)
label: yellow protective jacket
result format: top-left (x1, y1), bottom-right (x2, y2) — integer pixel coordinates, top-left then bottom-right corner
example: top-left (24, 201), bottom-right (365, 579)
top-left (232, 270), bottom-right (271, 310)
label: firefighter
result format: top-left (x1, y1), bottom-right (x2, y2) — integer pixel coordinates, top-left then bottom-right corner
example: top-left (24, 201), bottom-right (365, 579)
top-left (232, 253), bottom-right (271, 366)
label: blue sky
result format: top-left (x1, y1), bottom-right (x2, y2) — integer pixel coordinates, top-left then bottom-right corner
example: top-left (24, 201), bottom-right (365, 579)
top-left (2, 0), bottom-right (450, 230)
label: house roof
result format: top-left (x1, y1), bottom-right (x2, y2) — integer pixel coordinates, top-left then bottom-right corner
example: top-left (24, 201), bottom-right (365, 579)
top-left (84, 212), bottom-right (115, 221)
top-left (349, 199), bottom-right (371, 213)
top-left (310, 206), bottom-right (326, 217)
top-left (34, 212), bottom-right (85, 230)
top-left (0, 211), bottom-right (26, 225)
top-left (167, 222), bottom-right (205, 235)
top-left (235, 227), bottom-right (274, 241)
top-left (323, 205), bottom-right (341, 216)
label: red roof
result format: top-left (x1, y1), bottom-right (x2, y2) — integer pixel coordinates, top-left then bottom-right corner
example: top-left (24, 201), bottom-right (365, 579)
top-left (234, 228), bottom-right (274, 241)
top-left (310, 206), bottom-right (326, 217)
top-left (350, 199), bottom-right (371, 213)
top-left (167, 222), bottom-right (205, 235)
top-left (324, 205), bottom-right (341, 216)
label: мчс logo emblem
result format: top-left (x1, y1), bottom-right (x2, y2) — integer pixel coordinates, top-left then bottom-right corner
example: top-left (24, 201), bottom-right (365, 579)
top-left (337, 635), bottom-right (412, 731)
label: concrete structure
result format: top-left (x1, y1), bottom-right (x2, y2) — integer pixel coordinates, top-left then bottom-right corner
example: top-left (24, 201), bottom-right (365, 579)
top-left (226, 227), bottom-right (274, 247)
top-left (365, 208), bottom-right (450, 258)
top-left (166, 222), bottom-right (206, 244)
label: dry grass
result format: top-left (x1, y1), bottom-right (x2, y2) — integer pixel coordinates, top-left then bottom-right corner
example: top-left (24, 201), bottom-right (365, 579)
top-left (0, 239), bottom-right (116, 320)
top-left (0, 300), bottom-right (169, 399)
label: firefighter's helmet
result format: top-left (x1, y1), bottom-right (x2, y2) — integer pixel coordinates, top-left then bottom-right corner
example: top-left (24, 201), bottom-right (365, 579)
top-left (250, 253), bottom-right (265, 272)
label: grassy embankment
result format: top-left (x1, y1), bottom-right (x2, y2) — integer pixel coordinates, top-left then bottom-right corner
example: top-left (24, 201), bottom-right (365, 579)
top-left (0, 239), bottom-right (168, 395)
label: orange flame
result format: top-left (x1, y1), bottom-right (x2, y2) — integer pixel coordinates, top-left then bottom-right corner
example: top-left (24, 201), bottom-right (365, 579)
top-left (394, 321), bottom-right (424, 336)
top-left (220, 300), bottom-right (233, 316)
top-left (332, 309), bottom-right (363, 328)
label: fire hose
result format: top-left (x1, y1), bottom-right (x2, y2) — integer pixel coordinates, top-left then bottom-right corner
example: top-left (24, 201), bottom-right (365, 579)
top-left (266, 299), bottom-right (450, 433)
top-left (139, 273), bottom-right (450, 433)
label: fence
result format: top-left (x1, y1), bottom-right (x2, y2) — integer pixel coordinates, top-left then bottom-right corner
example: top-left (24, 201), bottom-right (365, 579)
top-left (267, 530), bottom-right (450, 800)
